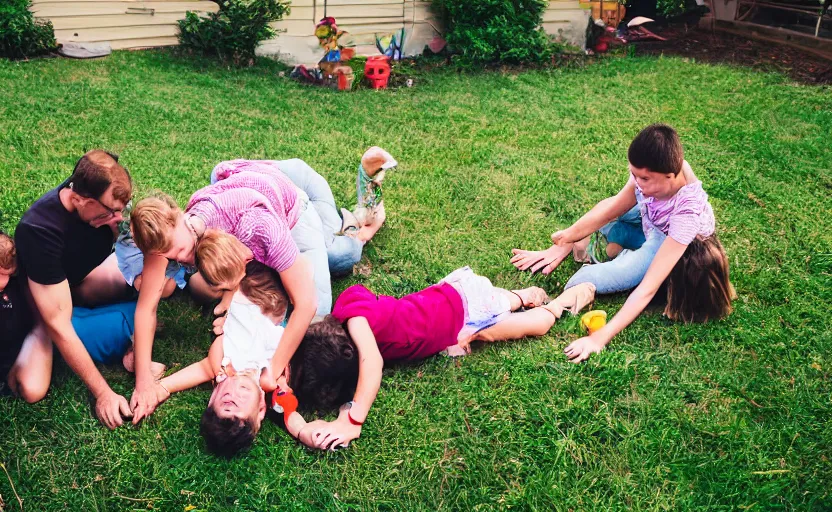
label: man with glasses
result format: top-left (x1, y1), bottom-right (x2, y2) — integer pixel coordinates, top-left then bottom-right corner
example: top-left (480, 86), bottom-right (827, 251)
top-left (15, 150), bottom-right (135, 429)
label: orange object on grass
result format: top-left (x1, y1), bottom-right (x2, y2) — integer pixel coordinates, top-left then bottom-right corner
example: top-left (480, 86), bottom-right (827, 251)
top-left (581, 310), bottom-right (607, 334)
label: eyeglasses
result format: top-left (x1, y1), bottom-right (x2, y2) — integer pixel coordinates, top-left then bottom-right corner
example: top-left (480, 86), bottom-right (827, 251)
top-left (94, 197), bottom-right (122, 218)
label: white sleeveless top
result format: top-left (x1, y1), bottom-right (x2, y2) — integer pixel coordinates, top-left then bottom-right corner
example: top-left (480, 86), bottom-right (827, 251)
top-left (222, 293), bottom-right (284, 374)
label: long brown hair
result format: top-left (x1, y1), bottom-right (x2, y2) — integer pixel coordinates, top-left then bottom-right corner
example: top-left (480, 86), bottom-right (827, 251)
top-left (665, 235), bottom-right (734, 323)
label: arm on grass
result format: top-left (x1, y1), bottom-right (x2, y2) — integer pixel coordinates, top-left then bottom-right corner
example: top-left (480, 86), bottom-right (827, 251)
top-left (28, 278), bottom-right (131, 429)
top-left (564, 237), bottom-right (688, 363)
top-left (310, 316), bottom-right (383, 451)
top-left (553, 181), bottom-right (638, 245)
top-left (159, 337), bottom-right (223, 395)
top-left (130, 254), bottom-right (171, 423)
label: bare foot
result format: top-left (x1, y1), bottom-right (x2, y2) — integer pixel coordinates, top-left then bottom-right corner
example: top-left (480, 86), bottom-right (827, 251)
top-left (572, 237), bottom-right (591, 263)
top-left (123, 347), bottom-right (167, 380)
top-left (512, 287), bottom-right (550, 308)
top-left (355, 202), bottom-right (386, 243)
top-left (150, 362), bottom-right (167, 381)
top-left (444, 344), bottom-right (470, 357)
top-left (123, 348), bottom-right (135, 373)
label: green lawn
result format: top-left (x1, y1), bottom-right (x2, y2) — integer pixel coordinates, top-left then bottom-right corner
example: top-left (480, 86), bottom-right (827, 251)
top-left (0, 50), bottom-right (830, 511)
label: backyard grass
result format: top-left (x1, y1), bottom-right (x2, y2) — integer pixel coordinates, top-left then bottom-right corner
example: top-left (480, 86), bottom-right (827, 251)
top-left (0, 50), bottom-right (830, 511)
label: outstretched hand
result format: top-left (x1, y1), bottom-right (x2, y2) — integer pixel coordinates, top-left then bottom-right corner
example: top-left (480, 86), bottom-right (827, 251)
top-left (563, 336), bottom-right (606, 363)
top-left (510, 244), bottom-right (572, 275)
top-left (129, 382), bottom-right (171, 424)
top-left (310, 419), bottom-right (361, 451)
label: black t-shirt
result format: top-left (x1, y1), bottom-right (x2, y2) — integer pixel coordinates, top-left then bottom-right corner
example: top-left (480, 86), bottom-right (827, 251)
top-left (15, 179), bottom-right (115, 287)
top-left (0, 276), bottom-right (34, 375)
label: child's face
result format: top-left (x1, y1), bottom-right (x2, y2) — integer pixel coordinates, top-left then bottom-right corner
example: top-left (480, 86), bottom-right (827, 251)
top-left (158, 217), bottom-right (196, 265)
top-left (629, 163), bottom-right (680, 200)
top-left (208, 374), bottom-right (266, 429)
top-left (0, 265), bottom-right (15, 291)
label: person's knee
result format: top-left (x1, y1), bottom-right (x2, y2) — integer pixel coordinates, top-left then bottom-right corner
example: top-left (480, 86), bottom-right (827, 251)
top-left (161, 278), bottom-right (177, 298)
top-left (12, 372), bottom-right (50, 403)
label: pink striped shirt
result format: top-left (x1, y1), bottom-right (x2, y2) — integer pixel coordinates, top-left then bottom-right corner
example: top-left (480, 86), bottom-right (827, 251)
top-left (632, 171), bottom-right (716, 246)
top-left (186, 160), bottom-right (302, 272)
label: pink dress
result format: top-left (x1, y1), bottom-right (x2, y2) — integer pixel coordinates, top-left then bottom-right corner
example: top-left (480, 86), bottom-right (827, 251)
top-left (187, 160), bottom-right (302, 272)
top-left (331, 283), bottom-right (465, 361)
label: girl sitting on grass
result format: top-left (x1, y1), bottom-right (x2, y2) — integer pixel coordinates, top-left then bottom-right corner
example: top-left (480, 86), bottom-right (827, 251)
top-left (511, 124), bottom-right (734, 363)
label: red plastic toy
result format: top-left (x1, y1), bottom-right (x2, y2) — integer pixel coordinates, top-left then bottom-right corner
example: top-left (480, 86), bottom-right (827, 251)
top-left (364, 56), bottom-right (391, 89)
top-left (271, 390), bottom-right (298, 418)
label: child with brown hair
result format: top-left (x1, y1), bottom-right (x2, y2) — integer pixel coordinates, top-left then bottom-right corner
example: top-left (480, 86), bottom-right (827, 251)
top-left (150, 260), bottom-right (294, 457)
top-left (511, 124), bottom-right (734, 363)
top-left (280, 269), bottom-right (598, 451)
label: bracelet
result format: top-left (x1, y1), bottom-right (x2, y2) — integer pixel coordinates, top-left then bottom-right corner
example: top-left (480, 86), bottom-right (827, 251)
top-left (157, 380), bottom-right (171, 396)
top-left (348, 410), bottom-right (364, 426)
top-left (510, 290), bottom-right (525, 308)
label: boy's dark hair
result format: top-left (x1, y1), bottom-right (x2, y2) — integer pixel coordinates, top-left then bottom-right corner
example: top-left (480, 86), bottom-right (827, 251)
top-left (200, 407), bottom-right (256, 458)
top-left (70, 150), bottom-right (132, 203)
top-left (0, 231), bottom-right (15, 270)
top-left (628, 124), bottom-right (684, 176)
top-left (289, 315), bottom-right (359, 411)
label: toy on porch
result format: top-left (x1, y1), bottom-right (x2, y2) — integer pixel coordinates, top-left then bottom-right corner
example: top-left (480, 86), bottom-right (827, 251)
top-left (338, 146), bottom-right (398, 235)
top-left (290, 16), bottom-right (356, 91)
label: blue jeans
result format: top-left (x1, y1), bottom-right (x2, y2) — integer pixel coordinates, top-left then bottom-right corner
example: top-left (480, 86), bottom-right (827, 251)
top-left (73, 302), bottom-right (136, 364)
top-left (600, 205), bottom-right (646, 250)
top-left (210, 159), bottom-right (364, 315)
top-left (566, 208), bottom-right (665, 294)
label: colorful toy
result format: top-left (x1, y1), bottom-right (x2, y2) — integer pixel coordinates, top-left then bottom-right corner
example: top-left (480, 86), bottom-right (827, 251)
top-left (375, 28), bottom-right (405, 60)
top-left (364, 56), bottom-right (391, 89)
top-left (291, 16), bottom-right (356, 91)
top-left (271, 389), bottom-right (298, 419)
top-left (581, 310), bottom-right (608, 334)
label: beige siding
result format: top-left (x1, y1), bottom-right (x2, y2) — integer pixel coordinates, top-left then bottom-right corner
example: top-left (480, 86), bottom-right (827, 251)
top-left (31, 0), bottom-right (218, 49)
top-left (33, 0), bottom-right (586, 57)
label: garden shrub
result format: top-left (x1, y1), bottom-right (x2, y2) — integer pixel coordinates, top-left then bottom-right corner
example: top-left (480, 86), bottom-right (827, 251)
top-left (178, 0), bottom-right (290, 66)
top-left (656, 0), bottom-right (687, 17)
top-left (431, 0), bottom-right (554, 64)
top-left (0, 0), bottom-right (57, 60)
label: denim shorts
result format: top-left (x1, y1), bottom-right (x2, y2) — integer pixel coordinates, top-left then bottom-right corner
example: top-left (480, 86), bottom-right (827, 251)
top-left (115, 235), bottom-right (191, 289)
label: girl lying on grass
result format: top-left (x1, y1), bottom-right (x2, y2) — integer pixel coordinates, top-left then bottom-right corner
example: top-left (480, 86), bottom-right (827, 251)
top-left (511, 124), bottom-right (734, 363)
top-left (282, 268), bottom-right (597, 451)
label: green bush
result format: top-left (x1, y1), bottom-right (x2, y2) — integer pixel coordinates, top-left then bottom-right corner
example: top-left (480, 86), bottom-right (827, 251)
top-left (0, 0), bottom-right (57, 60)
top-left (178, 0), bottom-right (290, 66)
top-left (656, 0), bottom-right (687, 17)
top-left (431, 0), bottom-right (554, 64)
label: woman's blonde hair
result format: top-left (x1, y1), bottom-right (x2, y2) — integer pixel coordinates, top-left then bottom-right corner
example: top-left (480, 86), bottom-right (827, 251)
top-left (665, 235), bottom-right (735, 323)
top-left (130, 193), bottom-right (182, 254)
top-left (195, 229), bottom-right (249, 288)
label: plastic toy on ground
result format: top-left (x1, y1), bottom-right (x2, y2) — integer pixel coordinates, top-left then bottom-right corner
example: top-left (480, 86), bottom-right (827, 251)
top-left (581, 310), bottom-right (608, 334)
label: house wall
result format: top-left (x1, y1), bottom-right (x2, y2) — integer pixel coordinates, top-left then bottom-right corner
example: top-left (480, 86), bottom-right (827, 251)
top-left (32, 0), bottom-right (588, 60)
top-left (30, 0), bottom-right (219, 50)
